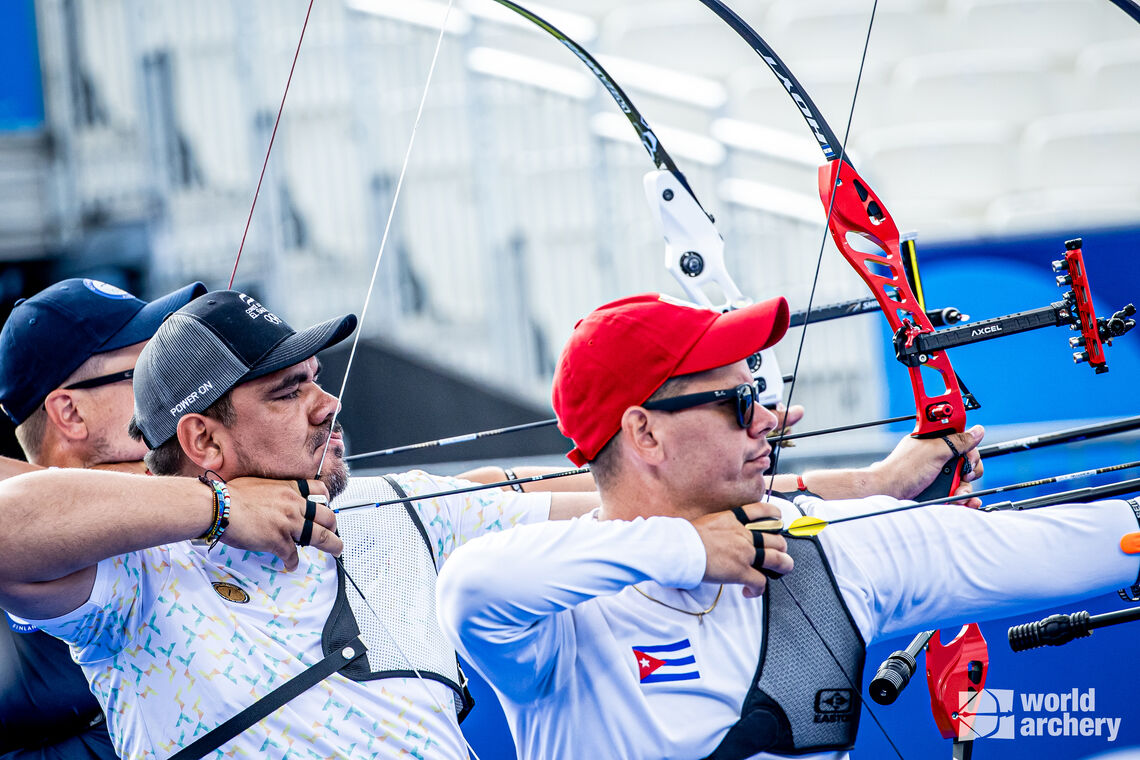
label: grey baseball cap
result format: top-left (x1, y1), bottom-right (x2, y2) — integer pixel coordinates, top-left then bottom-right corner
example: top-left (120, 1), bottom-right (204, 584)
top-left (133, 290), bottom-right (357, 447)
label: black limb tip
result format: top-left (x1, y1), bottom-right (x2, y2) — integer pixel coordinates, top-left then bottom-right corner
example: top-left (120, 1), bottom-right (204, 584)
top-left (869, 649), bottom-right (918, 705)
top-left (1008, 612), bottom-right (1091, 652)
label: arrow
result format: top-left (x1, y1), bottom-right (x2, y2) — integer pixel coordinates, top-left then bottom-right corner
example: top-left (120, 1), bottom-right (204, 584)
top-left (344, 418), bottom-right (559, 462)
top-left (983, 475), bottom-right (1140, 512)
top-left (334, 466), bottom-right (589, 514)
top-left (785, 460), bottom-right (1140, 537)
top-left (978, 414), bottom-right (1140, 459)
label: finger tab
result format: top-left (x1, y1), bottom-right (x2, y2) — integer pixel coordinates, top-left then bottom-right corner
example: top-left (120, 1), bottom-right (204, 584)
top-left (298, 518), bottom-right (315, 547)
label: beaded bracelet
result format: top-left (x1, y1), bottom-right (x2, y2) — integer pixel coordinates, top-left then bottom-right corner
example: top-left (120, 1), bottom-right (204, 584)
top-left (197, 475), bottom-right (232, 550)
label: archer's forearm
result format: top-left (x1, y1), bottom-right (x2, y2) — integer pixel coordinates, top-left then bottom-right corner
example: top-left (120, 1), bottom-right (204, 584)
top-left (0, 469), bottom-right (212, 584)
top-left (768, 469), bottom-right (879, 500)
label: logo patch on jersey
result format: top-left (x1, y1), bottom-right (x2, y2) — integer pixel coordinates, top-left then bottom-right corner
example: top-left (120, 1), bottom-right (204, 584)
top-left (632, 639), bottom-right (699, 683)
top-left (5, 612), bottom-right (38, 634)
top-left (212, 581), bottom-right (250, 604)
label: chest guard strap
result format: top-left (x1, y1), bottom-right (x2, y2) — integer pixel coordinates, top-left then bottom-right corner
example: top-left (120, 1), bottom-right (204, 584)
top-left (704, 535), bottom-right (865, 759)
top-left (167, 637), bottom-right (367, 760)
top-left (167, 476), bottom-right (474, 759)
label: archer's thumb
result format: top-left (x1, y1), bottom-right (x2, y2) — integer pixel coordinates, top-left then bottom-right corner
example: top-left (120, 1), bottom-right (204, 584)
top-left (949, 425), bottom-right (985, 454)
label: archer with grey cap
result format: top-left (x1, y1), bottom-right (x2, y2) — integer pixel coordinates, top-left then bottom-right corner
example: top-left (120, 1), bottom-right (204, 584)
top-left (1, 286), bottom-right (565, 759)
top-left (132, 289), bottom-right (356, 448)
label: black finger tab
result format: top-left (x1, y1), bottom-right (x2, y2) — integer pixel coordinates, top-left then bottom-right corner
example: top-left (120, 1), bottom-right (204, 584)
top-left (297, 479), bottom-right (310, 498)
top-left (732, 506), bottom-right (749, 525)
top-left (298, 518), bottom-right (315, 547)
top-left (304, 499), bottom-right (317, 522)
top-left (753, 541), bottom-right (785, 580)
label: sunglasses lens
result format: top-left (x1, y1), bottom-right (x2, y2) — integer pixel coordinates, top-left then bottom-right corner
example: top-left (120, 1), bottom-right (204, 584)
top-left (736, 384), bottom-right (755, 428)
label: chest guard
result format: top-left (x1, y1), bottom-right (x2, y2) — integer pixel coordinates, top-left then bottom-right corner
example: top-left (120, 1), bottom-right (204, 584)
top-left (323, 475), bottom-right (473, 720)
top-left (704, 535), bottom-right (865, 759)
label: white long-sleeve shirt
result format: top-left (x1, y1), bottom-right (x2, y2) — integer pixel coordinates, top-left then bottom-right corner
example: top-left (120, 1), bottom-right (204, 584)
top-left (437, 496), bottom-right (1139, 760)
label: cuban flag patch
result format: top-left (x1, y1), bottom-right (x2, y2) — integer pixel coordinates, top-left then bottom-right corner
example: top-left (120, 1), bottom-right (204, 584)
top-left (633, 639), bottom-right (700, 683)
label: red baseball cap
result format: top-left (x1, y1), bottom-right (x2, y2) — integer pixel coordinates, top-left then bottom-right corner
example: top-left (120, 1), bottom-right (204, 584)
top-left (552, 293), bottom-right (790, 465)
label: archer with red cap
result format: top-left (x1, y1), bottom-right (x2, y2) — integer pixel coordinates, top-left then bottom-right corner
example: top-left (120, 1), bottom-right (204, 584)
top-left (438, 292), bottom-right (1140, 760)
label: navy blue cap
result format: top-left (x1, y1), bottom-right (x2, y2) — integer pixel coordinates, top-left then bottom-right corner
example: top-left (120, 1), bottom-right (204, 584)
top-left (0, 279), bottom-right (208, 425)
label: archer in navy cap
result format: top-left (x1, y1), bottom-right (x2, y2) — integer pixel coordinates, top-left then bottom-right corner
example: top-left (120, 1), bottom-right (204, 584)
top-left (0, 278), bottom-right (207, 426)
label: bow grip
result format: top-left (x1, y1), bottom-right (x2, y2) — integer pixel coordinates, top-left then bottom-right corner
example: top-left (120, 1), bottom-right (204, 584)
top-left (915, 451), bottom-right (966, 502)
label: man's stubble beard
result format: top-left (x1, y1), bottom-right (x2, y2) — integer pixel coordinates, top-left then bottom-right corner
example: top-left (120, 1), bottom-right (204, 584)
top-left (231, 441), bottom-right (351, 500)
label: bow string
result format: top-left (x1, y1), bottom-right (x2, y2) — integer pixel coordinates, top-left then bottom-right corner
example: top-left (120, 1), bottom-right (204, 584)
top-left (225, 0), bottom-right (485, 756)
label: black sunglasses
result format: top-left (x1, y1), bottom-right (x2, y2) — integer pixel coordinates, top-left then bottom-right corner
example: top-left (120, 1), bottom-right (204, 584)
top-left (64, 368), bottom-right (134, 390)
top-left (641, 381), bottom-right (759, 429)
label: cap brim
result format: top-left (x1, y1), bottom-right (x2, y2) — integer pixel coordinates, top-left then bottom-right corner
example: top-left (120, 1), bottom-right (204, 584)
top-left (674, 297), bottom-right (790, 375)
top-left (243, 313), bottom-right (358, 382)
top-left (102, 282), bottom-right (209, 352)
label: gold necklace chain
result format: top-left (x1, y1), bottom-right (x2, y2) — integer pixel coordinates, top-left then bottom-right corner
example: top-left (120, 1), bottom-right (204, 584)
top-left (631, 583), bottom-right (725, 624)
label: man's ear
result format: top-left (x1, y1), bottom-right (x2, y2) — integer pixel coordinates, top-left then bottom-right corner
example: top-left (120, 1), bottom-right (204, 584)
top-left (176, 414), bottom-right (225, 473)
top-left (42, 390), bottom-right (88, 442)
top-left (620, 406), bottom-right (666, 465)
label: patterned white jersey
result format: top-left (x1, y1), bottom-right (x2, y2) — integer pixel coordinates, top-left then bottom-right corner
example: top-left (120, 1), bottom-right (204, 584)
top-left (28, 472), bottom-right (550, 760)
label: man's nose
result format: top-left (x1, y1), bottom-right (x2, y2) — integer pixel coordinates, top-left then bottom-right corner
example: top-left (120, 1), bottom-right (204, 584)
top-left (311, 387), bottom-right (340, 424)
top-left (750, 404), bottom-right (779, 437)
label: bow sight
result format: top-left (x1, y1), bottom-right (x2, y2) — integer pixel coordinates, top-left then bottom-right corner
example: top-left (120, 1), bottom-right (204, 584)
top-left (893, 238), bottom-right (1136, 375)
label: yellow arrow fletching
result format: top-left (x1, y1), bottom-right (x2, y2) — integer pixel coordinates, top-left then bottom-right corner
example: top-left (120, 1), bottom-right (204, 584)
top-left (786, 515), bottom-right (829, 537)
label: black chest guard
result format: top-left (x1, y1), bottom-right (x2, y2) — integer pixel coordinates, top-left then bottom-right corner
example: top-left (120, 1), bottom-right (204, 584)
top-left (704, 534), bottom-right (866, 758)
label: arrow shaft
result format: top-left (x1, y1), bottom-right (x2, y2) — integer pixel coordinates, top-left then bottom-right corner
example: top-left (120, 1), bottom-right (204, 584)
top-left (912, 460), bottom-right (1140, 510)
top-left (804, 461), bottom-right (1140, 530)
top-left (345, 418), bottom-right (559, 462)
top-left (334, 467), bottom-right (589, 513)
top-left (985, 475), bottom-right (1140, 512)
top-left (979, 415), bottom-right (1140, 459)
